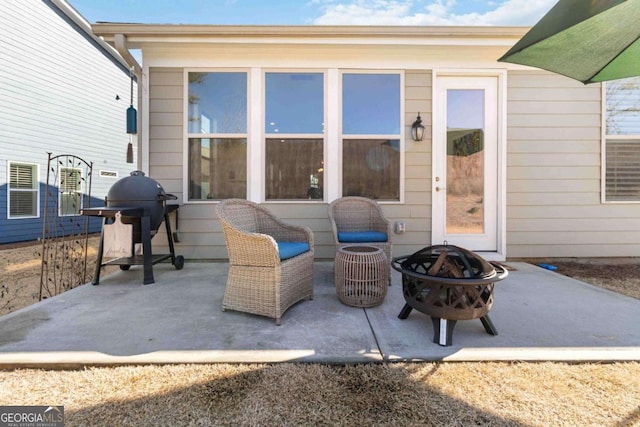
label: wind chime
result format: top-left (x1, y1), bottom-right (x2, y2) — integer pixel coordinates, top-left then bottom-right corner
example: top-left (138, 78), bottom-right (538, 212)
top-left (126, 67), bottom-right (137, 163)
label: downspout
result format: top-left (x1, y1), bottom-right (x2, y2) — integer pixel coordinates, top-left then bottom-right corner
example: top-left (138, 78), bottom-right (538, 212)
top-left (114, 34), bottom-right (146, 173)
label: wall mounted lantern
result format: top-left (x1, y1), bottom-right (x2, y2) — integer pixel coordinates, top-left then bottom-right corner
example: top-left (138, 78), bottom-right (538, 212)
top-left (411, 113), bottom-right (425, 142)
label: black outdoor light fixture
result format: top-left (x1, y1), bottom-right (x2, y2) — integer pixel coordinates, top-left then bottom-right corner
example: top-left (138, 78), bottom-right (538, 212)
top-left (411, 113), bottom-right (425, 142)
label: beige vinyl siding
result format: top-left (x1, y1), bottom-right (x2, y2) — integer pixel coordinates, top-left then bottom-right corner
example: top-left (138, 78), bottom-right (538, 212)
top-left (401, 71), bottom-right (432, 255)
top-left (506, 70), bottom-right (640, 257)
top-left (148, 68), bottom-right (245, 258)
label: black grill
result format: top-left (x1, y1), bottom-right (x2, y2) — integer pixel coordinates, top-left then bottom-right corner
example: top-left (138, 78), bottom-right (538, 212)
top-left (82, 171), bottom-right (184, 285)
top-left (106, 170), bottom-right (176, 242)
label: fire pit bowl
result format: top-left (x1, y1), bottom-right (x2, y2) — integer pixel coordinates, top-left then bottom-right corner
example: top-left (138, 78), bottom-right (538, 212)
top-left (392, 244), bottom-right (508, 346)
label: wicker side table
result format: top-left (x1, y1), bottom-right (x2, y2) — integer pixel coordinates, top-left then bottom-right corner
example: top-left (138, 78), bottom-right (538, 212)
top-left (334, 245), bottom-right (389, 307)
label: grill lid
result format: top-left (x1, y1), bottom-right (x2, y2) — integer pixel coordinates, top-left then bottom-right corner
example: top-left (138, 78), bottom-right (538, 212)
top-left (107, 170), bottom-right (172, 202)
top-left (106, 171), bottom-right (176, 235)
top-left (400, 244), bottom-right (496, 279)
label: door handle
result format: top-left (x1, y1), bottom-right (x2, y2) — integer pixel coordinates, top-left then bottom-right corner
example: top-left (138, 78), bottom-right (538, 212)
top-left (436, 186), bottom-right (446, 192)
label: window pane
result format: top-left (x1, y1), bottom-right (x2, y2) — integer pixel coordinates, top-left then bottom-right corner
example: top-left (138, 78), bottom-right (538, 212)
top-left (188, 72), bottom-right (247, 134)
top-left (606, 77), bottom-right (640, 135)
top-left (605, 139), bottom-right (640, 201)
top-left (60, 193), bottom-right (81, 216)
top-left (60, 168), bottom-right (82, 191)
top-left (446, 89), bottom-right (485, 234)
top-left (342, 74), bottom-right (400, 135)
top-left (9, 163), bottom-right (38, 217)
top-left (188, 138), bottom-right (247, 200)
top-left (58, 168), bottom-right (82, 216)
top-left (266, 138), bottom-right (324, 200)
top-left (10, 163), bottom-right (36, 189)
top-left (10, 191), bottom-right (37, 217)
top-left (342, 139), bottom-right (400, 200)
top-left (605, 77), bottom-right (640, 201)
top-left (265, 73), bottom-right (324, 134)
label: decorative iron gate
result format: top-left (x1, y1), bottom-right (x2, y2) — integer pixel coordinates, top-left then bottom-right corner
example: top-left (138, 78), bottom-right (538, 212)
top-left (39, 153), bottom-right (94, 300)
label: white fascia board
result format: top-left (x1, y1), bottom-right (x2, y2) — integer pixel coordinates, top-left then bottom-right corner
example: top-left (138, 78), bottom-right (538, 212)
top-left (92, 24), bottom-right (530, 50)
top-left (117, 36), bottom-right (520, 47)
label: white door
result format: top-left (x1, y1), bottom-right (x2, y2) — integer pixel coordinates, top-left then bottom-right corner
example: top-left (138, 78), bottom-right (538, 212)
top-left (432, 75), bottom-right (500, 252)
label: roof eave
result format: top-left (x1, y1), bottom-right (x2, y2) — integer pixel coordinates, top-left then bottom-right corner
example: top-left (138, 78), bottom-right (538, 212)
top-left (92, 23), bottom-right (530, 48)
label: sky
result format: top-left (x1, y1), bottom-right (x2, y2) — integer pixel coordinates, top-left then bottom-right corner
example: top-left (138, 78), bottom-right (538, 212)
top-left (68, 0), bottom-right (557, 26)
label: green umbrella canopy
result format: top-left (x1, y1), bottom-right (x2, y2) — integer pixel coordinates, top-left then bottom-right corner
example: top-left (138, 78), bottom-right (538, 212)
top-left (498, 0), bottom-right (640, 84)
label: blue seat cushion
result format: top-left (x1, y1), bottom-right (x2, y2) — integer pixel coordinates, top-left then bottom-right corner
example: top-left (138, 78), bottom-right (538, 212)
top-left (338, 231), bottom-right (388, 243)
top-left (276, 241), bottom-right (310, 260)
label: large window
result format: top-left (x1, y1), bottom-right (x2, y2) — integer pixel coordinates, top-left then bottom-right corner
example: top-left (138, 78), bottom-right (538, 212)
top-left (59, 167), bottom-right (82, 216)
top-left (187, 71), bottom-right (247, 200)
top-left (8, 162), bottom-right (38, 218)
top-left (183, 69), bottom-right (404, 203)
top-left (265, 72), bottom-right (324, 200)
top-left (605, 77), bottom-right (640, 202)
top-left (342, 73), bottom-right (401, 200)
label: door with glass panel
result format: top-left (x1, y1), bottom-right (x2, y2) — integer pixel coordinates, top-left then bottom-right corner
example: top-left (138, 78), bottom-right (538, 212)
top-left (432, 76), bottom-right (498, 252)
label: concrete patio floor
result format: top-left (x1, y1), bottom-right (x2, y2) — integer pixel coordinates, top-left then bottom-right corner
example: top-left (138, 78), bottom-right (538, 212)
top-left (0, 261), bottom-right (639, 368)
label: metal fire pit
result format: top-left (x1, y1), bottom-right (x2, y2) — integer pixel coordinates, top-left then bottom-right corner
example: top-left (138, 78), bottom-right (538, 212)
top-left (82, 171), bottom-right (184, 285)
top-left (392, 244), bottom-right (508, 346)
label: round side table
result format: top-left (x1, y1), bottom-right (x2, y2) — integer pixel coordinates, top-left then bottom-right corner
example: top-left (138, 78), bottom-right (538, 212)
top-left (334, 245), bottom-right (389, 307)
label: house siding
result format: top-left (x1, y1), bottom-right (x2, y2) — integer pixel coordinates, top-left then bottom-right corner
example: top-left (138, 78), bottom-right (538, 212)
top-left (124, 26), bottom-right (640, 260)
top-left (150, 66), bottom-right (640, 260)
top-left (506, 70), bottom-right (640, 257)
top-left (0, 0), bottom-right (136, 244)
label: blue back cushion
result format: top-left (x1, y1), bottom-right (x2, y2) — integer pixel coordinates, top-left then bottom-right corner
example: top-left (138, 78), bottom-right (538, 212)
top-left (277, 241), bottom-right (310, 260)
top-left (338, 231), bottom-right (388, 243)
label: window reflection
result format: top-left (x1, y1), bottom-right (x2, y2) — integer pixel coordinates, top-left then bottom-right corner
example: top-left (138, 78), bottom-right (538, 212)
top-left (446, 89), bottom-right (484, 234)
top-left (188, 138), bottom-right (247, 200)
top-left (265, 73), bottom-right (324, 134)
top-left (342, 73), bottom-right (400, 135)
top-left (605, 77), bottom-right (640, 201)
top-left (341, 73), bottom-right (401, 200)
top-left (266, 138), bottom-right (324, 200)
top-left (265, 73), bottom-right (325, 201)
top-left (188, 72), bottom-right (247, 134)
top-left (342, 139), bottom-right (400, 200)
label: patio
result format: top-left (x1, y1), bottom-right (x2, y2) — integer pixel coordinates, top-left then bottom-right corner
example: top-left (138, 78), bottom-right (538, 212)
top-left (0, 261), bottom-right (639, 368)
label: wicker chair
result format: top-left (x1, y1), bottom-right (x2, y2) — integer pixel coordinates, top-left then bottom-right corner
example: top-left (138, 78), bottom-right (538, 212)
top-left (215, 199), bottom-right (314, 325)
top-left (328, 196), bottom-right (393, 262)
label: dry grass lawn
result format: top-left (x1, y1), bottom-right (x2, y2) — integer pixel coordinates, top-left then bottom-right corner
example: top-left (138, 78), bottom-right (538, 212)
top-left (1, 242), bottom-right (639, 426)
top-left (1, 362), bottom-right (639, 426)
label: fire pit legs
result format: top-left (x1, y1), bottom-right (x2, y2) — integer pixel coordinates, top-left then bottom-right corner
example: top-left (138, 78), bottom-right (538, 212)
top-left (480, 315), bottom-right (498, 336)
top-left (432, 317), bottom-right (457, 347)
top-left (398, 302), bottom-right (499, 346)
top-left (431, 315), bottom-right (498, 347)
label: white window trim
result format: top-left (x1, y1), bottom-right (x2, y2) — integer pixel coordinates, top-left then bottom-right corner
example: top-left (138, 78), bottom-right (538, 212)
top-left (7, 161), bottom-right (40, 220)
top-left (337, 69), bottom-right (405, 204)
top-left (182, 68), bottom-right (251, 204)
top-left (600, 82), bottom-right (640, 204)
